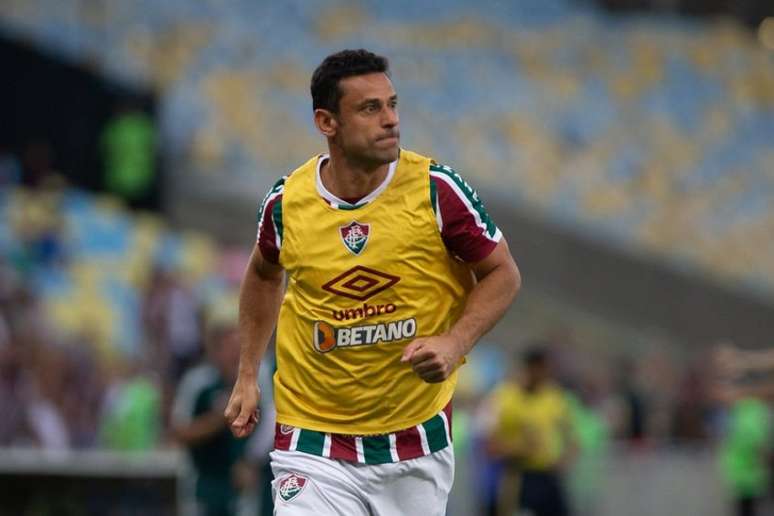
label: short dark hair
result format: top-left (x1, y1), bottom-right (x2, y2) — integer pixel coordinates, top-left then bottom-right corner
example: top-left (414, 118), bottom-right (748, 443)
top-left (311, 49), bottom-right (390, 112)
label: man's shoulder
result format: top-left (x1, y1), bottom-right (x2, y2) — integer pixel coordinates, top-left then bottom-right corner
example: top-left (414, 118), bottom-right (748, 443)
top-left (263, 154), bottom-right (321, 193)
top-left (428, 160), bottom-right (471, 187)
top-left (399, 148), bottom-right (433, 166)
top-left (270, 154), bottom-right (323, 200)
top-left (287, 154), bottom-right (322, 181)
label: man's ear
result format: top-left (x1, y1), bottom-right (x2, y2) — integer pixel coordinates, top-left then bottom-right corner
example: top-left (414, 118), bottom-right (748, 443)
top-left (314, 109), bottom-right (338, 138)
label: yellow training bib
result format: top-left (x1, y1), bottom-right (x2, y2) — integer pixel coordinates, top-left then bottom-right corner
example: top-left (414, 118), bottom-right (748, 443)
top-left (273, 149), bottom-right (474, 434)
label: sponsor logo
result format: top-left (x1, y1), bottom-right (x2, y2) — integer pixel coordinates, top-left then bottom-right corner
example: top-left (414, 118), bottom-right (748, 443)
top-left (322, 266), bottom-right (400, 301)
top-left (332, 302), bottom-right (397, 321)
top-left (278, 473), bottom-right (307, 502)
top-left (340, 221), bottom-right (370, 255)
top-left (313, 318), bottom-right (417, 353)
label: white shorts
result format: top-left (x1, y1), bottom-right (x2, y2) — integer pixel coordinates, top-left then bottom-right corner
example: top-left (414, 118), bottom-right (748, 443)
top-left (270, 447), bottom-right (454, 516)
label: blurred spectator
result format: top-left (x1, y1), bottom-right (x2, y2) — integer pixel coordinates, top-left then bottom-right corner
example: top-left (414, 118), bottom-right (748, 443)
top-left (100, 101), bottom-right (158, 210)
top-left (713, 343), bottom-right (774, 516)
top-left (99, 359), bottom-right (161, 451)
top-left (566, 372), bottom-right (613, 516)
top-left (143, 267), bottom-right (203, 383)
top-left (0, 337), bottom-right (37, 446)
top-left (59, 338), bottom-right (105, 448)
top-left (467, 386), bottom-right (504, 516)
top-left (171, 315), bottom-right (254, 516)
top-left (27, 339), bottom-right (72, 449)
top-left (0, 337), bottom-right (70, 449)
top-left (13, 175), bottom-right (67, 269)
top-left (615, 357), bottom-right (649, 445)
top-left (488, 344), bottom-right (576, 516)
top-left (720, 398), bottom-right (771, 516)
top-left (670, 363), bottom-right (713, 444)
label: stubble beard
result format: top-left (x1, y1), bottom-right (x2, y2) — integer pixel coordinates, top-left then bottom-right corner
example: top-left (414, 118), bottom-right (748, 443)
top-left (341, 139), bottom-right (399, 170)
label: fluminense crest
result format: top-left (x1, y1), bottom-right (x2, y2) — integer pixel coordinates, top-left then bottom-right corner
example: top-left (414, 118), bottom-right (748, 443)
top-left (278, 473), bottom-right (307, 502)
top-left (339, 221), bottom-right (370, 256)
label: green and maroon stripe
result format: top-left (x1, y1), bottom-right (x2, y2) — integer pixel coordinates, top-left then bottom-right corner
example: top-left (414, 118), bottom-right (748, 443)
top-left (274, 401), bottom-right (452, 465)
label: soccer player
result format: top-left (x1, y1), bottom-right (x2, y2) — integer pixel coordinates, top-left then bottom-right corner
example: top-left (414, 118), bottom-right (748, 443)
top-left (172, 316), bottom-right (256, 516)
top-left (489, 345), bottom-right (575, 516)
top-left (224, 49), bottom-right (521, 514)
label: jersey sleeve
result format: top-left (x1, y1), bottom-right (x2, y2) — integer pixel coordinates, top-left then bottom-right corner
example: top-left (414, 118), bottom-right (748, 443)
top-left (256, 177), bottom-right (286, 264)
top-left (429, 164), bottom-right (502, 262)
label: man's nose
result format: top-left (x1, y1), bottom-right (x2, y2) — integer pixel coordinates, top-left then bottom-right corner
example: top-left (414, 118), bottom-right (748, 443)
top-left (382, 107), bottom-right (399, 128)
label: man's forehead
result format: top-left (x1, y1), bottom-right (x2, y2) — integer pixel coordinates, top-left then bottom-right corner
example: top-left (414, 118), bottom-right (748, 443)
top-left (339, 73), bottom-right (395, 103)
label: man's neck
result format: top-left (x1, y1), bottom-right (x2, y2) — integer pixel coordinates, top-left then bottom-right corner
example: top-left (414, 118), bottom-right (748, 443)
top-left (321, 149), bottom-right (392, 201)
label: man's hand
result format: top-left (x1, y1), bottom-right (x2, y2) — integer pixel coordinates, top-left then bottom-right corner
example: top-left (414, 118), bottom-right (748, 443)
top-left (399, 240), bottom-right (519, 384)
top-left (401, 335), bottom-right (465, 383)
top-left (224, 376), bottom-right (261, 438)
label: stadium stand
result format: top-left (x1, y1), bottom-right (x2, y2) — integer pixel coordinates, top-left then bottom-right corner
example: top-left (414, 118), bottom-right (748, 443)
top-left (1, 0), bottom-right (772, 300)
top-left (2, 1), bottom-right (773, 514)
top-left (1, 185), bottom-right (231, 359)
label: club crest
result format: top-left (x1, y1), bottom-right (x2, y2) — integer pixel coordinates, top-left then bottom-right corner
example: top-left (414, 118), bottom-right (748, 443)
top-left (339, 221), bottom-right (370, 256)
top-left (278, 473), bottom-right (307, 502)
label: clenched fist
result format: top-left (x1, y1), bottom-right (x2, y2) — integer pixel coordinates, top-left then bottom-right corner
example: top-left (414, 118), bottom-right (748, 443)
top-left (224, 376), bottom-right (261, 438)
top-left (401, 335), bottom-right (465, 383)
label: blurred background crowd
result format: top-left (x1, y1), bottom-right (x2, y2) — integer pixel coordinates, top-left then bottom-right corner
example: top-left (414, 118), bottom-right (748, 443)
top-left (1, 0), bottom-right (773, 515)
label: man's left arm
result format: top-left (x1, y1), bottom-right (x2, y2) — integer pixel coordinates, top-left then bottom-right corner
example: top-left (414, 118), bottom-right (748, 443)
top-left (401, 238), bottom-right (521, 382)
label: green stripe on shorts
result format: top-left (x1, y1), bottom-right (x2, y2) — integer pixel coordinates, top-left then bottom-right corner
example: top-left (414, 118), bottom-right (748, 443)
top-left (362, 434), bottom-right (392, 464)
top-left (422, 415), bottom-right (449, 453)
top-left (296, 429), bottom-right (325, 456)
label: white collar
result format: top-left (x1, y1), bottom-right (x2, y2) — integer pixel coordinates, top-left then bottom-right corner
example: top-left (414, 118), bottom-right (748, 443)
top-left (315, 153), bottom-right (398, 209)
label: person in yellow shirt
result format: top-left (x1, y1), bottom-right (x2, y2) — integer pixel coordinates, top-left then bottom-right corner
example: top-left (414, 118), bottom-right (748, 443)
top-left (223, 49), bottom-right (521, 515)
top-left (490, 345), bottom-right (574, 516)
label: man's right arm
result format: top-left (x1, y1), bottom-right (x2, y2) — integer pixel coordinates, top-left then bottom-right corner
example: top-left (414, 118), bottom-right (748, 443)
top-left (224, 242), bottom-right (284, 438)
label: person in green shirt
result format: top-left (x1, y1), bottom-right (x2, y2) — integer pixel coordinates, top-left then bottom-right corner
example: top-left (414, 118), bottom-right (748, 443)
top-left (100, 104), bottom-right (157, 209)
top-left (565, 390), bottom-right (610, 516)
top-left (720, 397), bottom-right (771, 516)
top-left (714, 344), bottom-right (774, 516)
top-left (99, 358), bottom-right (161, 451)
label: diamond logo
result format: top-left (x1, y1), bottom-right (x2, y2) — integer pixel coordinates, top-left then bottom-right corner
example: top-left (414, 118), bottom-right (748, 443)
top-left (278, 473), bottom-right (307, 502)
top-left (339, 221), bottom-right (370, 255)
top-left (322, 266), bottom-right (400, 301)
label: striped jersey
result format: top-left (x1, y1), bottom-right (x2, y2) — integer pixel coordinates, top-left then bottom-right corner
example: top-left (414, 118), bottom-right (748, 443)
top-left (256, 149), bottom-right (501, 462)
top-left (274, 402), bottom-right (453, 465)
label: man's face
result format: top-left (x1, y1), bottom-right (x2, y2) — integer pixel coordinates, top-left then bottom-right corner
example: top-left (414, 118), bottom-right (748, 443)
top-left (330, 72), bottom-right (400, 166)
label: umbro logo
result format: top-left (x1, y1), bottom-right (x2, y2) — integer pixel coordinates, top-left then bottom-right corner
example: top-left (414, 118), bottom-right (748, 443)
top-left (322, 266), bottom-right (400, 302)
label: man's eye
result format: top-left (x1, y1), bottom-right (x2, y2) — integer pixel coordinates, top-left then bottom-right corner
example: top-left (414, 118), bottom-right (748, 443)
top-left (364, 105), bottom-right (378, 113)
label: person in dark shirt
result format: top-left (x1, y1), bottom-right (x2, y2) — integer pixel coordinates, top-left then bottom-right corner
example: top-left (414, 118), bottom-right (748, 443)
top-left (172, 318), bottom-right (255, 516)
